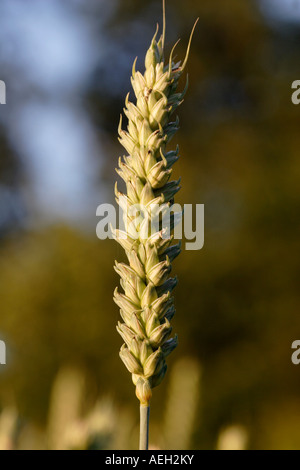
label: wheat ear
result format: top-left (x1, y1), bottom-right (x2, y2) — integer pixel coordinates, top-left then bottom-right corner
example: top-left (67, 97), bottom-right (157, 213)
top-left (113, 2), bottom-right (198, 450)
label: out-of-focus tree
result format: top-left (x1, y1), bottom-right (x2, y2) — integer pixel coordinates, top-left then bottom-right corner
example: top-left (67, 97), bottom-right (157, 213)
top-left (0, 0), bottom-right (300, 449)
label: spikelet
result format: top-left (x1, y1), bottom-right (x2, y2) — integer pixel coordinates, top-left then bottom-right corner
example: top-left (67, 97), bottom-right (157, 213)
top-left (114, 11), bottom-right (198, 406)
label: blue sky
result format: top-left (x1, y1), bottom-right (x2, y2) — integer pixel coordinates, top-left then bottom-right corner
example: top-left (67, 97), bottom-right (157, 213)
top-left (0, 0), bottom-right (116, 225)
top-left (260, 0), bottom-right (300, 23)
top-left (0, 0), bottom-right (299, 226)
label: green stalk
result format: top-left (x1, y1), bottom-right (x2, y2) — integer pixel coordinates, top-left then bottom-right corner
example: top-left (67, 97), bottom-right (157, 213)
top-left (139, 405), bottom-right (150, 450)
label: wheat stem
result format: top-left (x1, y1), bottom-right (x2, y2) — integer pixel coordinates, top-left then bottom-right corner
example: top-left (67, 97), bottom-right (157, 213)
top-left (139, 405), bottom-right (150, 450)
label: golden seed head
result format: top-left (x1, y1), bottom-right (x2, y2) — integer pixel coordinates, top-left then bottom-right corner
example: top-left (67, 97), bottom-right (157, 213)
top-left (114, 12), bottom-right (197, 404)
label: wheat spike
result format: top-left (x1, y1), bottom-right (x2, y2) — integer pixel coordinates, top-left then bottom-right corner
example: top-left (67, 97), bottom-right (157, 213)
top-left (114, 3), bottom-right (198, 413)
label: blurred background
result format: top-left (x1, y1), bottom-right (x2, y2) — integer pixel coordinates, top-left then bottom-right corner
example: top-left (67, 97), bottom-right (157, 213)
top-left (0, 0), bottom-right (300, 450)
